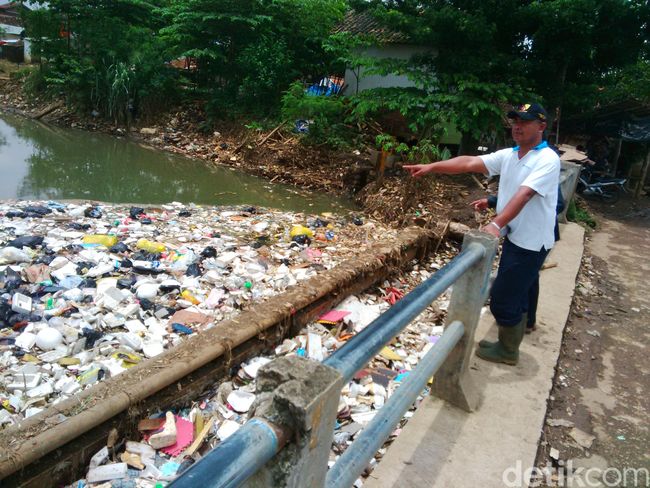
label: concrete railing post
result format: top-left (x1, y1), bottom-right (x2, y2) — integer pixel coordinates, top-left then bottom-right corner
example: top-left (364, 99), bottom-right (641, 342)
top-left (559, 161), bottom-right (581, 223)
top-left (431, 231), bottom-right (497, 412)
top-left (243, 356), bottom-right (343, 488)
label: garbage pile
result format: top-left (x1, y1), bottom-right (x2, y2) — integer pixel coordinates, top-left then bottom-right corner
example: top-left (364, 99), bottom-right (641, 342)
top-left (71, 251), bottom-right (458, 488)
top-left (0, 200), bottom-right (390, 426)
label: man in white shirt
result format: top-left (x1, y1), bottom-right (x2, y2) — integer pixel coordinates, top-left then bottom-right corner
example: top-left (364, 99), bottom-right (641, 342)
top-left (404, 103), bottom-right (560, 365)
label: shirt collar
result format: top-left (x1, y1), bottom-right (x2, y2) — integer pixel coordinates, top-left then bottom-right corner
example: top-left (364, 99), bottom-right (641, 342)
top-left (512, 140), bottom-right (548, 151)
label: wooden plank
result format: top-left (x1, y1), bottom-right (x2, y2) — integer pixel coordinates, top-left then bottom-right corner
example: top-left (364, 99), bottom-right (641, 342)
top-left (182, 416), bottom-right (216, 457)
top-left (634, 147), bottom-right (650, 199)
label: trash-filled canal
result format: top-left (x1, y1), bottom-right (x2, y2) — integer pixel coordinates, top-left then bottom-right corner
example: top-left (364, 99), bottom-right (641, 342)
top-left (0, 113), bottom-right (352, 213)
top-left (0, 114), bottom-right (453, 488)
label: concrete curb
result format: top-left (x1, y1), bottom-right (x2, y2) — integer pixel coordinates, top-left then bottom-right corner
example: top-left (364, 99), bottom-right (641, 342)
top-left (366, 223), bottom-right (585, 488)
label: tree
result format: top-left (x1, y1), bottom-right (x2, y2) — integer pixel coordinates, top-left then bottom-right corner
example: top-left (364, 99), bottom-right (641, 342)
top-left (23, 0), bottom-right (178, 121)
top-left (343, 0), bottom-right (649, 145)
top-left (159, 0), bottom-right (346, 114)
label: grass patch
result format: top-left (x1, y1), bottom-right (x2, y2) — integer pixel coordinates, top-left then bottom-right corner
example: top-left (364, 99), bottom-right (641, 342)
top-left (567, 198), bottom-right (597, 228)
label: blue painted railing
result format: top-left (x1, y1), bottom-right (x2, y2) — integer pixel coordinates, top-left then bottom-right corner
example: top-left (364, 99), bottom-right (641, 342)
top-left (170, 241), bottom-right (488, 488)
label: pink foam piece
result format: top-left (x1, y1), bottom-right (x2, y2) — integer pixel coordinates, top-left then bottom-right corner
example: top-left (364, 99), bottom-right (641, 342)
top-left (318, 310), bottom-right (350, 323)
top-left (161, 416), bottom-right (194, 457)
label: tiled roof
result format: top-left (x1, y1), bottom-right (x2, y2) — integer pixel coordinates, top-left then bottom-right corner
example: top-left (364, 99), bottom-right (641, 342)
top-left (334, 10), bottom-right (410, 44)
top-left (0, 14), bottom-right (22, 28)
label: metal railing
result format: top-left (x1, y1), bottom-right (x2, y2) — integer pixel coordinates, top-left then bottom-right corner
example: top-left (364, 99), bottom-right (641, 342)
top-left (170, 231), bottom-right (497, 488)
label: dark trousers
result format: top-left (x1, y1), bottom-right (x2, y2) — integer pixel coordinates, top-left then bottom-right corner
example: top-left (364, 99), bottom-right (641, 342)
top-left (490, 239), bottom-right (549, 327)
top-left (527, 279), bottom-right (539, 327)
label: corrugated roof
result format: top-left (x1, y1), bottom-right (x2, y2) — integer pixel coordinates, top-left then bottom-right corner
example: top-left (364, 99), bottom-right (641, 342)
top-left (0, 1), bottom-right (24, 28)
top-left (334, 10), bottom-right (410, 44)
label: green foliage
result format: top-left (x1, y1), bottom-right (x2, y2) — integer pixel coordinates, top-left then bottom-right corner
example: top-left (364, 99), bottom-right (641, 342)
top-left (18, 0), bottom-right (649, 138)
top-left (281, 82), bottom-right (351, 148)
top-left (375, 134), bottom-right (450, 163)
top-left (355, 0), bottom-right (649, 135)
top-left (600, 60), bottom-right (650, 104)
top-left (404, 140), bottom-right (452, 164)
top-left (23, 0), bottom-right (178, 120)
top-left (375, 134), bottom-right (408, 154)
top-left (160, 0), bottom-right (347, 115)
top-left (567, 199), bottom-right (597, 228)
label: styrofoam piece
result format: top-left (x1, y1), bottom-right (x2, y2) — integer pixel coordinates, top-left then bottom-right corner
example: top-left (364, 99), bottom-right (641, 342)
top-left (50, 261), bottom-right (78, 281)
top-left (102, 286), bottom-right (126, 309)
top-left (38, 349), bottom-right (67, 363)
top-left (115, 332), bottom-right (142, 351)
top-left (86, 463), bottom-right (128, 483)
top-left (215, 251), bottom-right (238, 268)
top-left (86, 263), bottom-right (114, 278)
top-left (217, 420), bottom-right (241, 440)
top-left (142, 340), bottom-right (164, 358)
top-left (7, 373), bottom-right (41, 391)
top-left (0, 409), bottom-right (13, 425)
top-left (116, 303), bottom-right (140, 318)
top-left (307, 332), bottom-right (324, 361)
top-left (26, 382), bottom-right (53, 398)
top-left (227, 390), bottom-right (256, 413)
top-left (147, 321), bottom-right (167, 338)
top-left (25, 407), bottom-right (44, 418)
top-left (62, 288), bottom-right (83, 301)
top-left (124, 320), bottom-right (146, 333)
top-left (125, 441), bottom-right (156, 460)
top-left (15, 332), bottom-right (37, 351)
top-left (11, 293), bottom-right (32, 314)
top-left (89, 446), bottom-right (109, 469)
top-left (242, 357), bottom-right (271, 379)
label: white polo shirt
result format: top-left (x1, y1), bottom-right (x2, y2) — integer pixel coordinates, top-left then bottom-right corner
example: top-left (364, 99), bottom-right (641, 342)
top-left (480, 141), bottom-right (560, 251)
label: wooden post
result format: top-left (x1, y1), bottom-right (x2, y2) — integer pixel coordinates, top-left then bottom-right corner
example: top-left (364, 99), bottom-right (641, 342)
top-left (635, 145), bottom-right (650, 199)
top-left (432, 231), bottom-right (498, 412)
top-left (610, 138), bottom-right (623, 176)
top-left (376, 150), bottom-right (389, 182)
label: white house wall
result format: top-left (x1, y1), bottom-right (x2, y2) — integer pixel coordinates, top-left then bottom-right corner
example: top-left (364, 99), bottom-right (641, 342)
top-left (342, 44), bottom-right (434, 96)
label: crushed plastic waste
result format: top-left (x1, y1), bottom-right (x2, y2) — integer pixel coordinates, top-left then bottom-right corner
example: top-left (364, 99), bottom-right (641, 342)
top-left (66, 250), bottom-right (457, 487)
top-left (0, 200), bottom-right (399, 430)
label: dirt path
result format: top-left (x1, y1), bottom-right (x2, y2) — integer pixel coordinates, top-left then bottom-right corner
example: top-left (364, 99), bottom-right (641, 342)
top-left (536, 199), bottom-right (650, 486)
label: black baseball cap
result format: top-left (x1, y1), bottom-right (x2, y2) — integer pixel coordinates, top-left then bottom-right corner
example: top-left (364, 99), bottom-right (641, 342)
top-left (507, 103), bottom-right (547, 122)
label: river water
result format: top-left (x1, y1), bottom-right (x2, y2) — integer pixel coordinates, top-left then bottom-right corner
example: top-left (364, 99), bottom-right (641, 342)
top-left (0, 113), bottom-right (352, 213)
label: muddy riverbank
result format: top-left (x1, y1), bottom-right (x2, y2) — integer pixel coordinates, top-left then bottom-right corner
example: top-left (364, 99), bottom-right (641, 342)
top-left (0, 77), bottom-right (482, 228)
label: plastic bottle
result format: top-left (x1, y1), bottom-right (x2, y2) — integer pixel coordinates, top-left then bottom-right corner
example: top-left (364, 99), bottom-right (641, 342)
top-left (82, 235), bottom-right (118, 247)
top-left (136, 238), bottom-right (167, 254)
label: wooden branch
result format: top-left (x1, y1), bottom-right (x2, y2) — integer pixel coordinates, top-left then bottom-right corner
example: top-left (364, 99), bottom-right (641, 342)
top-left (33, 101), bottom-right (64, 120)
top-left (470, 174), bottom-right (485, 190)
top-left (257, 121), bottom-right (286, 147)
top-left (433, 220), bottom-right (451, 254)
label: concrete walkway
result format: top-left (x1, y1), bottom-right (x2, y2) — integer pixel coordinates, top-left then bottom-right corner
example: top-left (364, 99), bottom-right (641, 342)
top-left (366, 223), bottom-right (585, 488)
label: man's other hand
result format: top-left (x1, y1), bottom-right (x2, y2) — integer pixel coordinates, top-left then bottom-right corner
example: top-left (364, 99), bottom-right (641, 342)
top-left (480, 223), bottom-right (501, 238)
top-left (471, 198), bottom-right (489, 212)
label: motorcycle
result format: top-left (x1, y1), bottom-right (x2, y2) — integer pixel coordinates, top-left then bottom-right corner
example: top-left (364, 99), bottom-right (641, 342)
top-left (576, 164), bottom-right (627, 203)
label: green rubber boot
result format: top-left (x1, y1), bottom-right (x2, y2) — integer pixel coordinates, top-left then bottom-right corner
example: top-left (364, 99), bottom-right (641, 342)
top-left (478, 314), bottom-right (529, 347)
top-left (476, 315), bottom-right (526, 365)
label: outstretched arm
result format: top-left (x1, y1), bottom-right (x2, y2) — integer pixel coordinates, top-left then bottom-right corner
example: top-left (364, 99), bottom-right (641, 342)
top-left (404, 155), bottom-right (488, 177)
